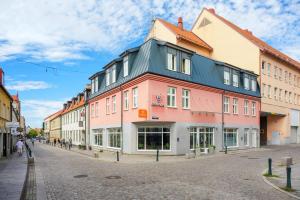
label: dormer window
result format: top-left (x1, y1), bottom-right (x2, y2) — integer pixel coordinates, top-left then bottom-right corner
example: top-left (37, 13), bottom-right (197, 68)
top-left (181, 58), bottom-right (191, 75)
top-left (232, 71), bottom-right (239, 87)
top-left (123, 56), bottom-right (128, 77)
top-left (105, 64), bottom-right (116, 86)
top-left (244, 74), bottom-right (250, 90)
top-left (224, 67), bottom-right (230, 85)
top-left (251, 78), bottom-right (256, 92)
top-left (167, 53), bottom-right (176, 71)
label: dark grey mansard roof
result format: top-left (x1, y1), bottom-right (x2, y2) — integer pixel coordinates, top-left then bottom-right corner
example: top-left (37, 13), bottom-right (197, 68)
top-left (89, 39), bottom-right (261, 99)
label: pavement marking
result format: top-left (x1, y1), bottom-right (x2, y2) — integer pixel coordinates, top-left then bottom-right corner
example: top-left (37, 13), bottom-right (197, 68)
top-left (262, 169), bottom-right (300, 200)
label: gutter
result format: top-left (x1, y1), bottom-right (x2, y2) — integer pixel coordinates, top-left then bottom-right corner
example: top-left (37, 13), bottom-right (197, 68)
top-left (120, 85), bottom-right (124, 154)
top-left (222, 90), bottom-right (225, 150)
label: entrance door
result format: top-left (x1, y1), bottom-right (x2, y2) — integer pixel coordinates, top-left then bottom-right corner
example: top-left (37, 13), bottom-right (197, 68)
top-left (3, 133), bottom-right (7, 157)
top-left (290, 127), bottom-right (297, 144)
top-left (271, 131), bottom-right (280, 145)
top-left (260, 117), bottom-right (267, 145)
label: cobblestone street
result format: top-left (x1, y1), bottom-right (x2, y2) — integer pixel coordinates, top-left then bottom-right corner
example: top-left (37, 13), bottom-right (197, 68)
top-left (31, 143), bottom-right (300, 200)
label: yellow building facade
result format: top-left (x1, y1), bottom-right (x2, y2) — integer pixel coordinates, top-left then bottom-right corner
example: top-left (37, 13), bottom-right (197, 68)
top-left (0, 84), bottom-right (12, 158)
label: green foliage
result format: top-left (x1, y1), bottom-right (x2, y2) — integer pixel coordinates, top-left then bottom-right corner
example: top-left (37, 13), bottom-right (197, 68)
top-left (263, 173), bottom-right (279, 178)
top-left (28, 129), bottom-right (38, 138)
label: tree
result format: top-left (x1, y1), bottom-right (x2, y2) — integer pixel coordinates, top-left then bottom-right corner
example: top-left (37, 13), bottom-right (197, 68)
top-left (28, 129), bottom-right (38, 138)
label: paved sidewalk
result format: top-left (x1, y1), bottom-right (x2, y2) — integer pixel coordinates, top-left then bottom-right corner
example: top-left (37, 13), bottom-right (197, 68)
top-left (0, 152), bottom-right (28, 200)
top-left (265, 158), bottom-right (300, 198)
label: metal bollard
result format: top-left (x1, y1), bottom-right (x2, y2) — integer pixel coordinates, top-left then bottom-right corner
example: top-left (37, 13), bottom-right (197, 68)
top-left (225, 145), bottom-right (227, 154)
top-left (286, 166), bottom-right (292, 189)
top-left (268, 158), bottom-right (272, 176)
top-left (117, 151), bottom-right (119, 162)
top-left (156, 148), bottom-right (159, 162)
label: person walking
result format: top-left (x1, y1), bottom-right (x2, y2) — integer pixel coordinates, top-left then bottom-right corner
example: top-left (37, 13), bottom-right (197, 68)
top-left (16, 140), bottom-right (24, 156)
top-left (54, 138), bottom-right (57, 146)
top-left (69, 138), bottom-right (72, 150)
top-left (31, 137), bottom-right (35, 147)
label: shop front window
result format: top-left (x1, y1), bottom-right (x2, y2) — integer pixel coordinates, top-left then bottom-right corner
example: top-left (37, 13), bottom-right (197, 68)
top-left (137, 127), bottom-right (170, 150)
top-left (224, 128), bottom-right (238, 147)
top-left (108, 128), bottom-right (121, 148)
top-left (190, 127), bottom-right (214, 152)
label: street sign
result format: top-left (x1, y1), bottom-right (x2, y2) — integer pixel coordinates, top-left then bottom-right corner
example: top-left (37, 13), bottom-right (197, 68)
top-left (6, 122), bottom-right (19, 128)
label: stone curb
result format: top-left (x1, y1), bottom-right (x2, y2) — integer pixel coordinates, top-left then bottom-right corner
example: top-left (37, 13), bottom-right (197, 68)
top-left (35, 164), bottom-right (47, 200)
top-left (262, 169), bottom-right (300, 200)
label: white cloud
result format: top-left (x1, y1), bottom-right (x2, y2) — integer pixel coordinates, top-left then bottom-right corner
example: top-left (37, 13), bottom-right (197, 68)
top-left (6, 81), bottom-right (52, 91)
top-left (0, 0), bottom-right (298, 62)
top-left (22, 100), bottom-right (64, 127)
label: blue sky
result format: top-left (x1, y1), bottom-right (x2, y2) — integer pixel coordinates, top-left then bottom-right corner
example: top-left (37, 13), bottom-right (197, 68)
top-left (0, 0), bottom-right (299, 127)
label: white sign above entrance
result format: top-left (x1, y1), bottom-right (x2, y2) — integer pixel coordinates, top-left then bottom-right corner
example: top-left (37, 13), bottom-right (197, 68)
top-left (6, 122), bottom-right (19, 128)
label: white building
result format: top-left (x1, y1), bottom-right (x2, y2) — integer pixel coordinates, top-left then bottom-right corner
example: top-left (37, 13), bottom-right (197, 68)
top-left (61, 93), bottom-right (86, 146)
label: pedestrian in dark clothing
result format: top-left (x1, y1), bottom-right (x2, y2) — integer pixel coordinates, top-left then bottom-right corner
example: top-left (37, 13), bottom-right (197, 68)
top-left (54, 138), bottom-right (57, 146)
top-left (69, 138), bottom-right (72, 150)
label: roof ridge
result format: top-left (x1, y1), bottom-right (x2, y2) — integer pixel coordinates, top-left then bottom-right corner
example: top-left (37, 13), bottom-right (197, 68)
top-left (204, 8), bottom-right (300, 69)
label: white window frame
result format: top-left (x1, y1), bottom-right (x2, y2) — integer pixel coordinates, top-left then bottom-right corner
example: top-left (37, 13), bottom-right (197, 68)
top-left (244, 100), bottom-right (249, 115)
top-left (95, 102), bottom-right (99, 117)
top-left (224, 128), bottom-right (238, 148)
top-left (112, 95), bottom-right (116, 113)
top-left (95, 76), bottom-right (98, 93)
top-left (167, 53), bottom-right (177, 71)
top-left (224, 68), bottom-right (230, 85)
top-left (93, 129), bottom-right (103, 146)
top-left (123, 55), bottom-right (129, 77)
top-left (167, 87), bottom-right (177, 108)
top-left (233, 72), bottom-right (239, 87)
top-left (91, 103), bottom-right (95, 118)
top-left (106, 69), bottom-right (110, 86)
top-left (124, 90), bottom-right (129, 110)
top-left (251, 102), bottom-right (256, 116)
top-left (112, 65), bottom-right (116, 84)
top-left (251, 79), bottom-right (256, 92)
top-left (182, 89), bottom-right (190, 109)
top-left (107, 128), bottom-right (121, 149)
top-left (244, 75), bottom-right (250, 90)
top-left (233, 98), bottom-right (238, 114)
top-left (224, 96), bottom-right (230, 113)
top-left (181, 58), bottom-right (191, 75)
top-left (132, 87), bottom-right (138, 108)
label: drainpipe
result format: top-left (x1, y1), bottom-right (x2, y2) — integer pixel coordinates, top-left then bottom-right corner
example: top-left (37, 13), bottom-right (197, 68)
top-left (120, 86), bottom-right (124, 154)
top-left (222, 90), bottom-right (225, 150)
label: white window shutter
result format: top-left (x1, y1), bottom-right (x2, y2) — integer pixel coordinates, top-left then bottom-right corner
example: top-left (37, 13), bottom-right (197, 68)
top-left (167, 53), bottom-right (172, 70)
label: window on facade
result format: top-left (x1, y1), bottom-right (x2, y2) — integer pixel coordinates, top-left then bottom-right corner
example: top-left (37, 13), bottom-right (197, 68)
top-left (108, 128), bottom-right (121, 148)
top-left (138, 127), bottom-right (170, 150)
top-left (91, 104), bottom-right (95, 118)
top-left (91, 79), bottom-right (95, 94)
top-left (95, 102), bottom-right (98, 117)
top-left (106, 69), bottom-right (110, 86)
top-left (274, 66), bottom-right (278, 79)
top-left (124, 90), bottom-right (129, 110)
top-left (112, 95), bottom-right (116, 113)
top-left (244, 74), bottom-right (250, 90)
top-left (106, 65), bottom-right (116, 86)
top-left (267, 63), bottom-right (271, 76)
top-left (294, 75), bottom-right (297, 86)
top-left (244, 100), bottom-right (249, 115)
top-left (285, 71), bottom-right (288, 83)
top-left (251, 78), bottom-right (256, 92)
top-left (167, 53), bottom-right (177, 71)
top-left (224, 96), bottom-right (229, 113)
top-left (233, 98), bottom-right (238, 114)
top-left (261, 61), bottom-right (265, 74)
top-left (224, 68), bottom-right (230, 85)
top-left (181, 58), bottom-right (191, 75)
top-left (289, 92), bottom-right (292, 103)
top-left (132, 87), bottom-right (138, 108)
top-left (182, 89), bottom-right (190, 109)
top-left (289, 73), bottom-right (292, 85)
top-left (279, 68), bottom-right (282, 80)
top-left (106, 98), bottom-right (110, 114)
top-left (112, 65), bottom-right (116, 83)
top-left (252, 102), bottom-right (256, 116)
top-left (93, 129), bottom-right (103, 146)
top-left (285, 91), bottom-right (289, 102)
top-left (268, 85), bottom-right (271, 98)
top-left (279, 89), bottom-right (282, 101)
top-left (262, 84), bottom-right (266, 97)
top-left (190, 127), bottom-right (214, 150)
top-left (274, 87), bottom-right (278, 100)
top-left (123, 55), bottom-right (129, 77)
top-left (233, 72), bottom-right (239, 87)
top-left (294, 94), bottom-right (297, 105)
top-left (224, 128), bottom-right (238, 147)
top-left (167, 87), bottom-right (176, 107)
top-left (94, 76), bottom-right (98, 93)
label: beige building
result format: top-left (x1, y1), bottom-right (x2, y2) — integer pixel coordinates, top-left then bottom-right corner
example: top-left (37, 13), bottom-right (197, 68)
top-left (45, 110), bottom-right (62, 142)
top-left (190, 8), bottom-right (300, 145)
top-left (146, 8), bottom-right (300, 145)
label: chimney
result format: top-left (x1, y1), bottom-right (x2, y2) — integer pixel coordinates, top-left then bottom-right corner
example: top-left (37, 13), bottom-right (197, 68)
top-left (208, 8), bottom-right (215, 14)
top-left (244, 29), bottom-right (252, 35)
top-left (0, 68), bottom-right (4, 85)
top-left (178, 17), bottom-right (183, 30)
top-left (63, 103), bottom-right (67, 110)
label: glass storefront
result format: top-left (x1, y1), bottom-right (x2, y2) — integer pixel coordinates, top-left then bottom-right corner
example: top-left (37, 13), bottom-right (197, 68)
top-left (137, 127), bottom-right (170, 150)
top-left (224, 128), bottom-right (238, 147)
top-left (190, 127), bottom-right (214, 152)
top-left (108, 128), bottom-right (121, 148)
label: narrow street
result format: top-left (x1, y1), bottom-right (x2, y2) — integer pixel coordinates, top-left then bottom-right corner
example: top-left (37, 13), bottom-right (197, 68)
top-left (33, 143), bottom-right (298, 200)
